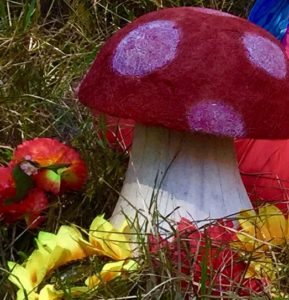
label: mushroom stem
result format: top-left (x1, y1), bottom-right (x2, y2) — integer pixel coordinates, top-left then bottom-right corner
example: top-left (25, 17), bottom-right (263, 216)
top-left (111, 124), bottom-right (252, 229)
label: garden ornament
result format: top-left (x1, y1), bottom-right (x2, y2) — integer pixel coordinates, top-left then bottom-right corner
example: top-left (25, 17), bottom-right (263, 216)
top-left (78, 7), bottom-right (289, 229)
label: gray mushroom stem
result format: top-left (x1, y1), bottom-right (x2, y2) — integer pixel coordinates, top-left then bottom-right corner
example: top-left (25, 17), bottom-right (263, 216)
top-left (110, 124), bottom-right (253, 230)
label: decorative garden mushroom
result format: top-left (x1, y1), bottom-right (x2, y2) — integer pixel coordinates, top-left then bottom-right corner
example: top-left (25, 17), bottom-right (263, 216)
top-left (78, 7), bottom-right (289, 229)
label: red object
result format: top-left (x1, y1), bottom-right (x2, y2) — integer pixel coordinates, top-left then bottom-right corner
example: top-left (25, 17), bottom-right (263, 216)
top-left (104, 117), bottom-right (134, 150)
top-left (0, 166), bottom-right (48, 228)
top-left (149, 218), bottom-right (265, 297)
top-left (92, 112), bottom-right (134, 151)
top-left (0, 188), bottom-right (48, 228)
top-left (0, 138), bottom-right (87, 227)
top-left (235, 139), bottom-right (289, 213)
top-left (78, 7), bottom-right (289, 139)
top-left (0, 166), bottom-right (16, 200)
top-left (12, 138), bottom-right (87, 194)
top-left (0, 166), bottom-right (48, 227)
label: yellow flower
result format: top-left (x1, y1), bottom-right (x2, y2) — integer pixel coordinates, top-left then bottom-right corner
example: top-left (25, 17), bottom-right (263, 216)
top-left (36, 225), bottom-right (87, 270)
top-left (80, 214), bottom-right (132, 260)
top-left (8, 215), bottom-right (138, 299)
top-left (235, 204), bottom-right (289, 279)
top-left (8, 249), bottom-right (49, 300)
top-left (8, 225), bottom-right (89, 300)
top-left (237, 205), bottom-right (289, 251)
top-left (79, 215), bottom-right (139, 290)
top-left (86, 259), bottom-right (139, 289)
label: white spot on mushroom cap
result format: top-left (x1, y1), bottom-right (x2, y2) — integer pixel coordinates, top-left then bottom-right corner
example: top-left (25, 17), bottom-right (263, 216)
top-left (112, 20), bottom-right (180, 76)
top-left (193, 7), bottom-right (237, 18)
top-left (187, 100), bottom-right (246, 137)
top-left (243, 33), bottom-right (287, 79)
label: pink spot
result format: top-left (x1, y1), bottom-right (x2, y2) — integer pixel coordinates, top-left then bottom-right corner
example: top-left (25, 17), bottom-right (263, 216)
top-left (243, 33), bottom-right (287, 79)
top-left (112, 20), bottom-right (180, 76)
top-left (187, 100), bottom-right (246, 137)
top-left (193, 7), bottom-right (236, 18)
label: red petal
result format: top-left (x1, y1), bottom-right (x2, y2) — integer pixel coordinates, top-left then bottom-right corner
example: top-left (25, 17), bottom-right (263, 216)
top-left (177, 217), bottom-right (197, 234)
top-left (23, 189), bottom-right (48, 228)
top-left (0, 188), bottom-right (48, 227)
top-left (59, 156), bottom-right (87, 192)
top-left (13, 138), bottom-right (68, 166)
top-left (206, 221), bottom-right (236, 243)
top-left (148, 234), bottom-right (169, 253)
top-left (0, 166), bottom-right (16, 200)
top-left (148, 219), bottom-right (265, 297)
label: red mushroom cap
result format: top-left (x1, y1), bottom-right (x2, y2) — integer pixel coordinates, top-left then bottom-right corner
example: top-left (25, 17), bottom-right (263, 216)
top-left (78, 7), bottom-right (289, 139)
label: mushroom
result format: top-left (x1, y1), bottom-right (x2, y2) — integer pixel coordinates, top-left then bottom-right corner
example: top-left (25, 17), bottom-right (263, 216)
top-left (78, 7), bottom-right (289, 229)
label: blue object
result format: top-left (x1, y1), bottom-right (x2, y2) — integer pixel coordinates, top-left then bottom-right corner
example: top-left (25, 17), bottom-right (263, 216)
top-left (249, 0), bottom-right (289, 40)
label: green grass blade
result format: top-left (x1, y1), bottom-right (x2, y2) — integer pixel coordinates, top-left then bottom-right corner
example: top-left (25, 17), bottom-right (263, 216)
top-left (23, 0), bottom-right (36, 31)
top-left (0, 1), bottom-right (6, 19)
top-left (200, 235), bottom-right (210, 298)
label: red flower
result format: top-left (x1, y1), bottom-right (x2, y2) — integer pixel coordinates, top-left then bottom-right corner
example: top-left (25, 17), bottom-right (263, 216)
top-left (149, 218), bottom-right (265, 298)
top-left (11, 138), bottom-right (87, 194)
top-left (0, 185), bottom-right (48, 229)
top-left (0, 165), bottom-right (48, 228)
top-left (0, 166), bottom-right (16, 200)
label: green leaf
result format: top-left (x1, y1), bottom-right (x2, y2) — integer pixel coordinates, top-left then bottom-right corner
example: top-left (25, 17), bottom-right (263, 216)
top-left (0, 148), bottom-right (13, 165)
top-left (86, 47), bottom-right (100, 64)
top-left (45, 163), bottom-right (70, 172)
top-left (17, 251), bottom-right (29, 261)
top-left (5, 165), bottom-right (34, 204)
top-left (0, 1), bottom-right (6, 21)
top-left (23, 0), bottom-right (36, 31)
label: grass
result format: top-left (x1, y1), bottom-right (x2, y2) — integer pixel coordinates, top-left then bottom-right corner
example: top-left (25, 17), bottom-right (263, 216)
top-left (0, 0), bottom-right (276, 299)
